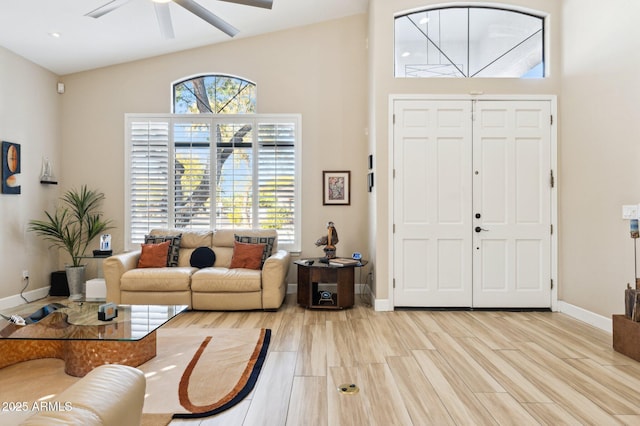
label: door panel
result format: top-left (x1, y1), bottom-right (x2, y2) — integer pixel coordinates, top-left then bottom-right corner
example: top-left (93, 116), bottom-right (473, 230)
top-left (393, 98), bottom-right (552, 308)
top-left (472, 100), bottom-right (551, 308)
top-left (393, 100), bottom-right (472, 307)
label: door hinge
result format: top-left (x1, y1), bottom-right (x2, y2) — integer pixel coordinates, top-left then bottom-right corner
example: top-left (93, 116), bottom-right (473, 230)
top-left (393, 224), bottom-right (396, 233)
top-left (393, 114), bottom-right (396, 125)
top-left (551, 224), bottom-right (554, 235)
top-left (550, 115), bottom-right (553, 125)
top-left (551, 279), bottom-right (554, 290)
top-left (393, 169), bottom-right (396, 179)
top-left (393, 278), bottom-right (396, 289)
top-left (550, 170), bottom-right (555, 188)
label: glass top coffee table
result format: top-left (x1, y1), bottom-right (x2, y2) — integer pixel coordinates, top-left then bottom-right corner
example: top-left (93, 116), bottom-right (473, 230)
top-left (0, 301), bottom-right (187, 376)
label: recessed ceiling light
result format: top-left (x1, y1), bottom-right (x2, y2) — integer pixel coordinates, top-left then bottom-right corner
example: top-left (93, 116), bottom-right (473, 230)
top-left (152, 0), bottom-right (172, 3)
top-left (49, 32), bottom-right (61, 38)
top-left (401, 51), bottom-right (411, 57)
top-left (419, 17), bottom-right (430, 25)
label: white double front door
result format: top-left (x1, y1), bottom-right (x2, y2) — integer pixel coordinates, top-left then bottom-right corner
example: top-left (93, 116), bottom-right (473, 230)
top-left (393, 98), bottom-right (553, 308)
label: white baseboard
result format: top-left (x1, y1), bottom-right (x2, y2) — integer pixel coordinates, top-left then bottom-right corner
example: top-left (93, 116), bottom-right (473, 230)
top-left (557, 300), bottom-right (612, 333)
top-left (370, 298), bottom-right (614, 326)
top-left (374, 298), bottom-right (392, 311)
top-left (0, 287), bottom-right (51, 310)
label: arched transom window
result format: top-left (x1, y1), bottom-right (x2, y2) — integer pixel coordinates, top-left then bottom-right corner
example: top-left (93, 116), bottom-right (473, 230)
top-left (395, 6), bottom-right (545, 78)
top-left (173, 74), bottom-right (256, 113)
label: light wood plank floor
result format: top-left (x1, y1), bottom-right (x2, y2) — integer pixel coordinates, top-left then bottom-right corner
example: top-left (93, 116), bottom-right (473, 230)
top-left (3, 294), bottom-right (638, 425)
top-left (162, 294), bottom-right (639, 426)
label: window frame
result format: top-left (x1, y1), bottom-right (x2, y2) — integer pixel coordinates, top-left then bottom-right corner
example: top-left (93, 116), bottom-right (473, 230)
top-left (394, 5), bottom-right (546, 78)
top-left (124, 113), bottom-right (302, 253)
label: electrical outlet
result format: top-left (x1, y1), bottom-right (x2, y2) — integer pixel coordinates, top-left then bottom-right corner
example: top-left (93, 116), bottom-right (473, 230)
top-left (623, 204), bottom-right (639, 219)
top-left (22, 270), bottom-right (29, 280)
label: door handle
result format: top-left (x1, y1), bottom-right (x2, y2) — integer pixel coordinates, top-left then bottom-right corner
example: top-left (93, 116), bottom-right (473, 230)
top-left (475, 226), bottom-right (489, 233)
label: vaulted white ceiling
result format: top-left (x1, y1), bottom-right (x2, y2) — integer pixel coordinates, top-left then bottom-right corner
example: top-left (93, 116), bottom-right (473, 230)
top-left (0, 0), bottom-right (368, 75)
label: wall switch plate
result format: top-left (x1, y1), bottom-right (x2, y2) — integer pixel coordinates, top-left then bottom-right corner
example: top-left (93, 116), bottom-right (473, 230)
top-left (622, 204), bottom-right (639, 219)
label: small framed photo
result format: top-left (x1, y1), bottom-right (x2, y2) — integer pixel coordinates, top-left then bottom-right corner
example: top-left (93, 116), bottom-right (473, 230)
top-left (323, 171), bottom-right (350, 205)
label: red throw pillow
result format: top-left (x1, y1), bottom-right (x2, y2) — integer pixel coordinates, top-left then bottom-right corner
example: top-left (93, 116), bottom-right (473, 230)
top-left (230, 241), bottom-right (265, 270)
top-left (137, 240), bottom-right (171, 268)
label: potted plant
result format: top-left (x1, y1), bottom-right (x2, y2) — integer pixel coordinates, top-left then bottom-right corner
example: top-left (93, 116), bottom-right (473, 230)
top-left (28, 185), bottom-right (113, 300)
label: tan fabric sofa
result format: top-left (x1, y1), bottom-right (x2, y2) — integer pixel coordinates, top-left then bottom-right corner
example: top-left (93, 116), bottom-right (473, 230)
top-left (19, 364), bottom-right (145, 426)
top-left (104, 228), bottom-right (290, 310)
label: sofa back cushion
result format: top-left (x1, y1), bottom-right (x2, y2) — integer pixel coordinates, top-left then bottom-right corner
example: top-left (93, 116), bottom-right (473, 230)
top-left (150, 229), bottom-right (213, 248)
top-left (149, 228), bottom-right (278, 268)
top-left (150, 229), bottom-right (214, 267)
top-left (212, 229), bottom-right (278, 268)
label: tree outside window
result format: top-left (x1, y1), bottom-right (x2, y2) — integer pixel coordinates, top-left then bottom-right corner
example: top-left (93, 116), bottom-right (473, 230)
top-left (125, 75), bottom-right (298, 250)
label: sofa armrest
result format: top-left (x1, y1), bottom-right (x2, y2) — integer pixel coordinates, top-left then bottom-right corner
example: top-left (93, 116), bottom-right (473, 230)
top-left (261, 249), bottom-right (291, 310)
top-left (103, 251), bottom-right (141, 304)
top-left (20, 365), bottom-right (145, 426)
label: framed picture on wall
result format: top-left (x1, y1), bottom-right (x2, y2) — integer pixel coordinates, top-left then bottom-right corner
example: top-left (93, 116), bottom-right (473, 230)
top-left (323, 170), bottom-right (350, 205)
top-left (2, 141), bottom-right (21, 194)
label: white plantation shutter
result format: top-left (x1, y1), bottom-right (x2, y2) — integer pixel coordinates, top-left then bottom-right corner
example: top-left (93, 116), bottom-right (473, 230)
top-left (125, 114), bottom-right (301, 251)
top-left (258, 122), bottom-right (296, 246)
top-left (174, 121), bottom-right (212, 230)
top-left (128, 119), bottom-right (170, 243)
top-left (216, 121), bottom-right (254, 228)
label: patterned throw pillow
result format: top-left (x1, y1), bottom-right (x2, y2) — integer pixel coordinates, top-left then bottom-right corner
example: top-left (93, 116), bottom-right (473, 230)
top-left (144, 234), bottom-right (182, 267)
top-left (234, 234), bottom-right (275, 268)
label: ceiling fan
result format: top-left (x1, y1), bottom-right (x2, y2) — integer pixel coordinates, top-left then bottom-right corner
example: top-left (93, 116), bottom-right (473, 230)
top-left (85, 0), bottom-right (273, 39)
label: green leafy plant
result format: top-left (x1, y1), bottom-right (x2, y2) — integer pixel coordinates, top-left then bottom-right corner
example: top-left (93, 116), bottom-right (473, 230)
top-left (28, 185), bottom-right (114, 267)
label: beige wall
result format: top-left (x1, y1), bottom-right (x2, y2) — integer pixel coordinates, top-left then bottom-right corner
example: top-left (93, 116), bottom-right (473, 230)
top-left (560, 0), bottom-right (640, 317)
top-left (59, 15), bottom-right (370, 282)
top-left (367, 0), bottom-right (562, 305)
top-left (4, 1), bottom-right (636, 319)
top-left (0, 46), bottom-right (61, 300)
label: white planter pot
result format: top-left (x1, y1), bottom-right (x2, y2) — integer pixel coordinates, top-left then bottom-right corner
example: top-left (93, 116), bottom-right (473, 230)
top-left (66, 265), bottom-right (86, 301)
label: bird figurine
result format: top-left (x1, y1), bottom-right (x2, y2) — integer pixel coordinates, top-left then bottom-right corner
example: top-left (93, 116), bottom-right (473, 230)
top-left (315, 221), bottom-right (339, 259)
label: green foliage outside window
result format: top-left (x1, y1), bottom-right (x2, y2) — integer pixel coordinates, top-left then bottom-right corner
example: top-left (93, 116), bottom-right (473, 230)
top-left (174, 75), bottom-right (256, 114)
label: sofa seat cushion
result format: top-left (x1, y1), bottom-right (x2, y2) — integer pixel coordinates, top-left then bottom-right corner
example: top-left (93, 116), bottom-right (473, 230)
top-left (191, 268), bottom-right (261, 293)
top-left (121, 267), bottom-right (195, 292)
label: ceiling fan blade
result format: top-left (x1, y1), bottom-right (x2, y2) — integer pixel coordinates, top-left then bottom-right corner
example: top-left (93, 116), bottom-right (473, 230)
top-left (174, 0), bottom-right (239, 37)
top-left (154, 3), bottom-right (175, 39)
top-left (85, 0), bottom-right (132, 18)
top-left (217, 0), bottom-right (273, 10)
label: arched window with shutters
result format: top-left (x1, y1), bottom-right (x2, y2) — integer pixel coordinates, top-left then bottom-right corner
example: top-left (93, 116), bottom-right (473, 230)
top-left (125, 74), bottom-right (299, 251)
